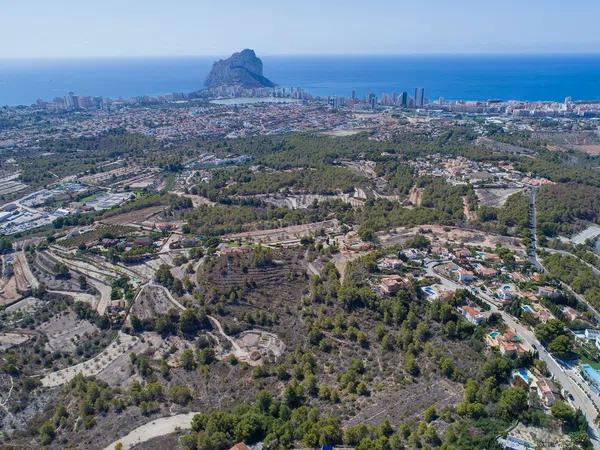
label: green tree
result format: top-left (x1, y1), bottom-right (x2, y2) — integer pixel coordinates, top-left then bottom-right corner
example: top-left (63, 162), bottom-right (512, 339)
top-left (181, 348), bottom-right (196, 371)
top-left (498, 387), bottom-right (528, 419)
top-left (169, 384), bottom-right (192, 405)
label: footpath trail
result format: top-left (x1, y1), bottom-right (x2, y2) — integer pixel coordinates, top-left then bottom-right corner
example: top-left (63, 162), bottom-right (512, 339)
top-left (101, 412), bottom-right (198, 450)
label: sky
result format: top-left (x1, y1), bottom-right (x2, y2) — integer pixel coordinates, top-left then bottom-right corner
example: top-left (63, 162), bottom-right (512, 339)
top-left (1, 0), bottom-right (599, 58)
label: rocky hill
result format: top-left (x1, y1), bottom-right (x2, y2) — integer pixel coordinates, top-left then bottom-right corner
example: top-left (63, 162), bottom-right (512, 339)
top-left (204, 49), bottom-right (276, 89)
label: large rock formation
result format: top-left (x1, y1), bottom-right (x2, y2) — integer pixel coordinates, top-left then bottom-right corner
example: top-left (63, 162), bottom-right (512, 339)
top-left (204, 49), bottom-right (276, 89)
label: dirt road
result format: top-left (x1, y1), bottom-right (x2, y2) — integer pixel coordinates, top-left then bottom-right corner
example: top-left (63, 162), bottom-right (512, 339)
top-left (101, 412), bottom-right (198, 450)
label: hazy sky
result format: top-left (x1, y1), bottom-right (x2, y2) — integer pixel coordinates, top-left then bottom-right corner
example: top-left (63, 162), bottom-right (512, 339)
top-left (1, 0), bottom-right (599, 58)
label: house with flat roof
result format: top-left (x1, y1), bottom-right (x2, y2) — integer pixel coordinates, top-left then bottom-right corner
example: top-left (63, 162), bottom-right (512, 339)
top-left (457, 268), bottom-right (475, 283)
top-left (377, 256), bottom-right (402, 271)
top-left (538, 286), bottom-right (561, 299)
top-left (581, 364), bottom-right (600, 394)
top-left (585, 329), bottom-right (600, 341)
top-left (496, 283), bottom-right (516, 302)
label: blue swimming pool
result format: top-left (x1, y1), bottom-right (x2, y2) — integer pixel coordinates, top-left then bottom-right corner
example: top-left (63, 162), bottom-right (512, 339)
top-left (518, 368), bottom-right (530, 382)
top-left (521, 304), bottom-right (534, 313)
top-left (421, 287), bottom-right (437, 297)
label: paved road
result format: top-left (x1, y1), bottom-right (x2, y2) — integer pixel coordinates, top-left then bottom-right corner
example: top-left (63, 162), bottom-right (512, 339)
top-left (425, 260), bottom-right (600, 448)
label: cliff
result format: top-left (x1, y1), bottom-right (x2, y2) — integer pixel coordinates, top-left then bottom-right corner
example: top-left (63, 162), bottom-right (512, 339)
top-left (204, 49), bottom-right (276, 89)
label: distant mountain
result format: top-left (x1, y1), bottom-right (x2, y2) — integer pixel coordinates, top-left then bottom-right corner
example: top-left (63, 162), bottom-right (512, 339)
top-left (204, 49), bottom-right (276, 89)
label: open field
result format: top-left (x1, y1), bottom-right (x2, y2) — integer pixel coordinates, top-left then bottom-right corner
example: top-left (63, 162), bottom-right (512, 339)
top-left (37, 311), bottom-right (100, 353)
top-left (260, 193), bottom-right (364, 209)
top-left (31, 250), bottom-right (91, 292)
top-left (0, 332), bottom-right (32, 351)
top-left (57, 224), bottom-right (137, 249)
top-left (0, 276), bottom-right (20, 306)
top-left (101, 206), bottom-right (166, 226)
top-left (169, 191), bottom-right (216, 208)
top-left (408, 186), bottom-right (423, 206)
top-left (320, 128), bottom-right (372, 137)
top-left (345, 377), bottom-right (462, 427)
top-left (40, 332), bottom-right (139, 387)
top-left (571, 224), bottom-right (600, 245)
top-left (476, 187), bottom-right (523, 207)
top-left (10, 251), bottom-right (39, 294)
top-left (102, 412), bottom-right (198, 450)
top-left (130, 285), bottom-right (174, 321)
top-left (4, 296), bottom-right (42, 314)
top-left (575, 145), bottom-right (600, 155)
top-left (223, 219), bottom-right (340, 244)
top-left (378, 224), bottom-right (523, 252)
top-left (207, 315), bottom-right (285, 366)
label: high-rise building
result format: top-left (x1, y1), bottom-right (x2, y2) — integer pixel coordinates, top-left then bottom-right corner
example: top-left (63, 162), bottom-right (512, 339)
top-left (367, 93), bottom-right (377, 109)
top-left (400, 91), bottom-right (408, 108)
top-left (382, 93), bottom-right (390, 106)
top-left (415, 88), bottom-right (425, 107)
top-left (64, 92), bottom-right (77, 110)
top-left (77, 96), bottom-right (94, 109)
top-left (329, 96), bottom-right (345, 110)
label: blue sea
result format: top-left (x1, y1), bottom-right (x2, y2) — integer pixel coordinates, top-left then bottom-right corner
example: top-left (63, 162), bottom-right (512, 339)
top-left (1, 55), bottom-right (600, 106)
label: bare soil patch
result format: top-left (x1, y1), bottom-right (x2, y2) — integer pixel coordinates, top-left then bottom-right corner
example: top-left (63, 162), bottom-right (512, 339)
top-left (101, 206), bottom-right (166, 226)
top-left (575, 144), bottom-right (600, 155)
top-left (131, 285), bottom-right (176, 321)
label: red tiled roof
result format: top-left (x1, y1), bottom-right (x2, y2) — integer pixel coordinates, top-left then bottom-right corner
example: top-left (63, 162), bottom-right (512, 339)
top-left (230, 444), bottom-right (251, 450)
top-left (462, 305), bottom-right (482, 317)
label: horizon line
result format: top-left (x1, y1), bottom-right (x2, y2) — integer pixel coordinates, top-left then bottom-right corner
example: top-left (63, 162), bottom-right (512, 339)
top-left (2, 51), bottom-right (600, 60)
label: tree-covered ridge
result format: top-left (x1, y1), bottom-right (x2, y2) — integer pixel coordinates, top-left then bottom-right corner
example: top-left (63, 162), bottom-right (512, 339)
top-left (197, 166), bottom-right (366, 197)
top-left (419, 178), bottom-right (473, 222)
top-left (543, 253), bottom-right (600, 311)
top-left (477, 192), bottom-right (530, 236)
top-left (18, 129), bottom-right (158, 185)
top-left (516, 150), bottom-right (600, 187)
top-left (375, 161), bottom-right (415, 195)
top-left (183, 201), bottom-right (350, 236)
top-left (537, 183), bottom-right (600, 237)
top-left (175, 252), bottom-right (590, 450)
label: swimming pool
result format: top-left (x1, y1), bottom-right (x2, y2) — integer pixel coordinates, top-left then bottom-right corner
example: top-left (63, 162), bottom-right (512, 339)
top-left (421, 286), bottom-right (437, 297)
top-left (489, 331), bottom-right (499, 338)
top-left (518, 368), bottom-right (530, 383)
top-left (521, 304), bottom-right (534, 313)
